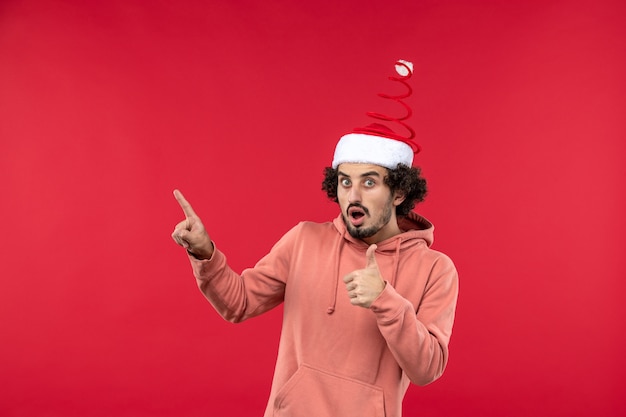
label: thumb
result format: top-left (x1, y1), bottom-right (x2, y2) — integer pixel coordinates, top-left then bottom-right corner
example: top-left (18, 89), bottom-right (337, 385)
top-left (365, 244), bottom-right (379, 269)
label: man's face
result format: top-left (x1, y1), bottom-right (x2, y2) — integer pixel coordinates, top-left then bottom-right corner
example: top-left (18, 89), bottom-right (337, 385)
top-left (337, 163), bottom-right (405, 244)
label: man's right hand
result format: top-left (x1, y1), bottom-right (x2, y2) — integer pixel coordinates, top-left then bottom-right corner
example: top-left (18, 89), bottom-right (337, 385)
top-left (171, 189), bottom-right (214, 260)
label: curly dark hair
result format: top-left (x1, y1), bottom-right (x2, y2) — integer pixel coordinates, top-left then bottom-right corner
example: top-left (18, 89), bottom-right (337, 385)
top-left (321, 164), bottom-right (427, 217)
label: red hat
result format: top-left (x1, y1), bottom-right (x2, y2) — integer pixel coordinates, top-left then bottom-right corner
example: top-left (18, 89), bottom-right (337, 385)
top-left (332, 59), bottom-right (421, 169)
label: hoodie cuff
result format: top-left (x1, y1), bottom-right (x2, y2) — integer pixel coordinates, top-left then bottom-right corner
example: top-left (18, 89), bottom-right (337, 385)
top-left (370, 283), bottom-right (414, 324)
top-left (188, 245), bottom-right (225, 281)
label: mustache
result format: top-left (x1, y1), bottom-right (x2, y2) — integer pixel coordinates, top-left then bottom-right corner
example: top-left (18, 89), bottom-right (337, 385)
top-left (347, 203), bottom-right (370, 216)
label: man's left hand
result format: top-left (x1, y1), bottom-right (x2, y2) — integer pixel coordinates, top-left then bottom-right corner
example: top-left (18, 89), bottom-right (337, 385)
top-left (343, 244), bottom-right (386, 308)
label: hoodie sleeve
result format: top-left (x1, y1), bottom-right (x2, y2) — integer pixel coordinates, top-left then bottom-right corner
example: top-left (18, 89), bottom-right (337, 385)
top-left (369, 253), bottom-right (459, 386)
top-left (187, 224), bottom-right (298, 323)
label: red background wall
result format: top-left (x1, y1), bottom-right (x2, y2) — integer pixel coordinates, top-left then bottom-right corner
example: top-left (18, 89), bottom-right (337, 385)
top-left (1, 0), bottom-right (624, 416)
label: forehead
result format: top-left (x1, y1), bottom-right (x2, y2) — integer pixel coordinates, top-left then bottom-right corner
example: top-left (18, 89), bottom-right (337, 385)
top-left (337, 163), bottom-right (388, 176)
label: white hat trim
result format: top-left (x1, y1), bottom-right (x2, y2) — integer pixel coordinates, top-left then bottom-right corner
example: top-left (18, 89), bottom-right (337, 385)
top-left (332, 133), bottom-right (414, 169)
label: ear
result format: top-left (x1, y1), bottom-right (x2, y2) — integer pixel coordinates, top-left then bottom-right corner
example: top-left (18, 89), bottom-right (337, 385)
top-left (392, 190), bottom-right (406, 207)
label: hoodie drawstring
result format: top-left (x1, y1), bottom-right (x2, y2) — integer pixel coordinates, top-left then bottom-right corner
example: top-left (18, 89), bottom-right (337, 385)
top-left (326, 230), bottom-right (346, 314)
top-left (389, 239), bottom-right (401, 287)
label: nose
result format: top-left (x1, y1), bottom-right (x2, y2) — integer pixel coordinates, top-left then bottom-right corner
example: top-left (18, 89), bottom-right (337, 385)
top-left (347, 185), bottom-right (361, 203)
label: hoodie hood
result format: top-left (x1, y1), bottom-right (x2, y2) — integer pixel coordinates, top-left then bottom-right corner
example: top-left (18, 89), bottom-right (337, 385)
top-left (326, 211), bottom-right (435, 314)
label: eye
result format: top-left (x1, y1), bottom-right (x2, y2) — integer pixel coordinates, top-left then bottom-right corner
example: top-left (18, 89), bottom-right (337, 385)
top-left (364, 178), bottom-right (376, 187)
top-left (340, 178), bottom-right (351, 187)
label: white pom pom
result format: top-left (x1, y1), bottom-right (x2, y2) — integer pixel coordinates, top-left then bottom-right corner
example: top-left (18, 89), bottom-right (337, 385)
top-left (395, 59), bottom-right (413, 76)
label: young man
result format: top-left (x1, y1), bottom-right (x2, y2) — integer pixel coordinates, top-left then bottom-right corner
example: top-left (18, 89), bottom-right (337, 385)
top-left (171, 61), bottom-right (458, 417)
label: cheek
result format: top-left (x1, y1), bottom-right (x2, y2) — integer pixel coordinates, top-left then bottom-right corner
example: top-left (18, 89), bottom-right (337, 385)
top-left (369, 194), bottom-right (393, 213)
top-left (336, 190), bottom-right (349, 207)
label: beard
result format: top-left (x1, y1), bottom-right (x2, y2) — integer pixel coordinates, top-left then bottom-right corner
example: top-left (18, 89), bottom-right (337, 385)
top-left (342, 200), bottom-right (394, 240)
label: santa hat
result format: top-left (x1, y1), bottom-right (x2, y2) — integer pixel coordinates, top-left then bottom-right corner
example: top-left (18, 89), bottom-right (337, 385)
top-left (332, 59), bottom-right (421, 169)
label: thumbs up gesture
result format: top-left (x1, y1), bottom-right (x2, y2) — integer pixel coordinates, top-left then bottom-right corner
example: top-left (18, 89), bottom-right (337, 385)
top-left (343, 244), bottom-right (386, 308)
top-left (171, 189), bottom-right (214, 259)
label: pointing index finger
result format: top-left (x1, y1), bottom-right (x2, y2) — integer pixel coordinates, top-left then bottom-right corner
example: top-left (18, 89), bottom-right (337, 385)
top-left (173, 189), bottom-right (198, 218)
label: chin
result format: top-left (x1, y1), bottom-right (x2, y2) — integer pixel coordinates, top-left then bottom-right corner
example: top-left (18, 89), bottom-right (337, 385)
top-left (348, 225), bottom-right (378, 239)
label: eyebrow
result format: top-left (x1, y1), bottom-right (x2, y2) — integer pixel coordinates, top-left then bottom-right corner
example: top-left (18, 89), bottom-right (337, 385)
top-left (337, 170), bottom-right (381, 178)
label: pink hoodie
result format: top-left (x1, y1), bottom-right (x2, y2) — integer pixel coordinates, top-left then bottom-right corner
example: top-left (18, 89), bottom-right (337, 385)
top-left (189, 212), bottom-right (458, 417)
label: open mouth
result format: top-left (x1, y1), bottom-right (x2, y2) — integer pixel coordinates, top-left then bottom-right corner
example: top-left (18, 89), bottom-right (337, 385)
top-left (347, 205), bottom-right (368, 226)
